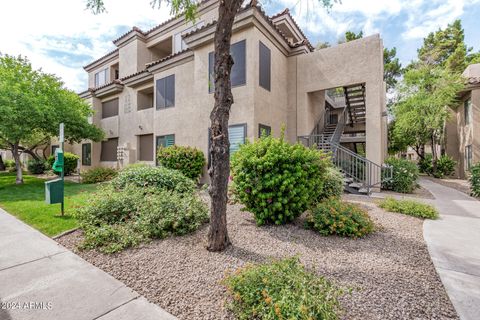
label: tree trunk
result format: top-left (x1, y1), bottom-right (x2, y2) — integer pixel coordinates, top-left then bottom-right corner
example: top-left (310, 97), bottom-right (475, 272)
top-left (0, 154), bottom-right (5, 171)
top-left (207, 0), bottom-right (243, 252)
top-left (12, 144), bottom-right (23, 184)
top-left (431, 134), bottom-right (438, 174)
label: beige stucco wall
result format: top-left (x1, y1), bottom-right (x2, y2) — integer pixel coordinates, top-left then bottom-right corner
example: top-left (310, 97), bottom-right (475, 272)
top-left (294, 35), bottom-right (387, 166)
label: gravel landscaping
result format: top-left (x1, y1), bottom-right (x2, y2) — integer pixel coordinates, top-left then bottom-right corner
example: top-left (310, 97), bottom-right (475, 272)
top-left (57, 199), bottom-right (458, 320)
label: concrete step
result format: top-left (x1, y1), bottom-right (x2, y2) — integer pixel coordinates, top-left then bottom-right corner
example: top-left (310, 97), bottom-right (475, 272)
top-left (349, 182), bottom-right (363, 189)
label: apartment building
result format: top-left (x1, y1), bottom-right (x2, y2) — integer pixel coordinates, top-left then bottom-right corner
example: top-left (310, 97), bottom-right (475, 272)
top-left (445, 63), bottom-right (480, 178)
top-left (71, 0), bottom-right (387, 186)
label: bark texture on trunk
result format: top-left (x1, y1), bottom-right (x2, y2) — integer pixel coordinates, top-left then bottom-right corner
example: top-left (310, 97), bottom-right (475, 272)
top-left (0, 154), bottom-right (5, 171)
top-left (207, 0), bottom-right (243, 252)
top-left (12, 144), bottom-right (23, 184)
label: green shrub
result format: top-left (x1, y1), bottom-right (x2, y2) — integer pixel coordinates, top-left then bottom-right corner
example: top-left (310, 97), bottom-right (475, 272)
top-left (111, 165), bottom-right (195, 194)
top-left (418, 154), bottom-right (433, 175)
top-left (27, 159), bottom-right (46, 174)
top-left (81, 167), bottom-right (118, 184)
top-left (157, 145), bottom-right (205, 181)
top-left (378, 197), bottom-right (438, 219)
top-left (382, 157), bottom-right (419, 193)
top-left (306, 198), bottom-right (375, 237)
top-left (231, 134), bottom-right (330, 225)
top-left (318, 167), bottom-right (344, 201)
top-left (4, 159), bottom-right (17, 172)
top-left (223, 257), bottom-right (343, 320)
top-left (75, 185), bottom-right (208, 253)
top-left (469, 162), bottom-right (480, 197)
top-left (47, 152), bottom-right (79, 175)
top-left (435, 155), bottom-right (456, 178)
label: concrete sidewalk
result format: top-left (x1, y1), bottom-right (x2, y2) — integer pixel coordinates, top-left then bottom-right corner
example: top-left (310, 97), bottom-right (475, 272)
top-left (0, 208), bottom-right (176, 320)
top-left (420, 178), bottom-right (480, 320)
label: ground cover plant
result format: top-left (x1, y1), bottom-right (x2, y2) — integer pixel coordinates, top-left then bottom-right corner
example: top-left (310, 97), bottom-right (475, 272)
top-left (223, 257), bottom-right (343, 320)
top-left (75, 184), bottom-right (208, 253)
top-left (0, 172), bottom-right (98, 236)
top-left (378, 197), bottom-right (438, 219)
top-left (157, 145), bottom-right (205, 181)
top-left (231, 134), bottom-right (330, 225)
top-left (306, 198), bottom-right (375, 237)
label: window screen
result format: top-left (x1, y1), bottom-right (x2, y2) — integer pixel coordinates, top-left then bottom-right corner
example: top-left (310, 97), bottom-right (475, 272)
top-left (102, 98), bottom-right (119, 118)
top-left (209, 40), bottom-right (246, 93)
top-left (138, 134), bottom-right (154, 161)
top-left (95, 68), bottom-right (108, 87)
top-left (229, 124), bottom-right (246, 155)
top-left (156, 134), bottom-right (175, 149)
top-left (82, 143), bottom-right (92, 166)
top-left (258, 124), bottom-right (271, 138)
top-left (464, 98), bottom-right (472, 125)
top-left (259, 41), bottom-right (271, 91)
top-left (156, 75), bottom-right (175, 109)
top-left (466, 145), bottom-right (473, 171)
top-left (101, 138), bottom-right (118, 162)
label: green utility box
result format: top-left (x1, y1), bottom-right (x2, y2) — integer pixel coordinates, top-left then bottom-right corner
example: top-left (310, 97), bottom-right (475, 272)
top-left (52, 149), bottom-right (64, 173)
top-left (45, 179), bottom-right (64, 204)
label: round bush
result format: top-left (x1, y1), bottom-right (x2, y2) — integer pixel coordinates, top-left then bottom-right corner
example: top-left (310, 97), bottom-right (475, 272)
top-left (5, 159), bottom-right (17, 172)
top-left (306, 198), bottom-right (374, 237)
top-left (382, 157), bottom-right (419, 193)
top-left (418, 154), bottom-right (433, 175)
top-left (469, 162), bottom-right (480, 197)
top-left (81, 167), bottom-right (118, 184)
top-left (47, 152), bottom-right (79, 175)
top-left (318, 166), bottom-right (344, 201)
top-left (111, 165), bottom-right (195, 194)
top-left (435, 155), bottom-right (456, 178)
top-left (231, 135), bottom-right (330, 225)
top-left (27, 159), bottom-right (46, 174)
top-left (157, 145), bottom-right (205, 181)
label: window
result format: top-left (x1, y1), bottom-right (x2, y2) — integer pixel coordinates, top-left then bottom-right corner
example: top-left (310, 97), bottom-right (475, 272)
top-left (138, 134), bottom-right (154, 161)
top-left (259, 41), bottom-right (271, 91)
top-left (102, 98), bottom-right (119, 118)
top-left (229, 124), bottom-right (246, 155)
top-left (173, 21), bottom-right (205, 53)
top-left (51, 145), bottom-right (59, 156)
top-left (100, 138), bottom-right (118, 162)
top-left (466, 145), bottom-right (473, 171)
top-left (156, 134), bottom-right (175, 149)
top-left (464, 98), bottom-right (472, 125)
top-left (156, 75), bottom-right (175, 109)
top-left (209, 40), bottom-right (246, 93)
top-left (258, 124), bottom-right (271, 138)
top-left (82, 143), bottom-right (92, 166)
top-left (94, 68), bottom-right (108, 87)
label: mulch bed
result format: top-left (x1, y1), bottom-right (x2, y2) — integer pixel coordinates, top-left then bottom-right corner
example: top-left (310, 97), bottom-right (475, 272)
top-left (57, 200), bottom-right (458, 320)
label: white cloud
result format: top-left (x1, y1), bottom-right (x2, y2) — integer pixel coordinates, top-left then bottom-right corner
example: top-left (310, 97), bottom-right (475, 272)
top-left (0, 0), bottom-right (173, 91)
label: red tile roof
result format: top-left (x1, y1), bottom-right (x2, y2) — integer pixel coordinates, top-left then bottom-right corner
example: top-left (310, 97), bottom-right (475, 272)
top-left (83, 48), bottom-right (119, 70)
top-left (146, 49), bottom-right (192, 68)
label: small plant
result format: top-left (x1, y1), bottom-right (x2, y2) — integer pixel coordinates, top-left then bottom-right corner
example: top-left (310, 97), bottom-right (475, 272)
top-left (418, 154), bottom-right (433, 175)
top-left (47, 152), bottom-right (79, 175)
top-left (223, 257), bottom-right (343, 320)
top-left (81, 167), bottom-right (118, 184)
top-left (75, 184), bottom-right (208, 253)
top-left (27, 159), bottom-right (46, 174)
top-left (318, 166), bottom-right (344, 201)
top-left (231, 133), bottom-right (330, 225)
top-left (434, 155), bottom-right (456, 178)
top-left (378, 197), bottom-right (438, 219)
top-left (4, 159), bottom-right (17, 172)
top-left (469, 162), bottom-right (480, 197)
top-left (157, 145), bottom-right (205, 181)
top-left (111, 165), bottom-right (195, 194)
top-left (382, 157), bottom-right (419, 193)
top-left (306, 198), bottom-right (375, 237)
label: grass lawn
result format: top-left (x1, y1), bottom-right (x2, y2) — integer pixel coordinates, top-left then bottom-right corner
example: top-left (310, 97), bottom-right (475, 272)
top-left (0, 171), bottom-right (99, 237)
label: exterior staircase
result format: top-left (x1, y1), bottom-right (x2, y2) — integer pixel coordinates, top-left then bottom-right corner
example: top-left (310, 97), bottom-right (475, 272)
top-left (344, 84), bottom-right (366, 125)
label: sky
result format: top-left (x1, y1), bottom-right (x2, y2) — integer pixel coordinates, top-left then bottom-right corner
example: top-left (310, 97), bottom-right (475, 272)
top-left (1, 0), bottom-right (479, 92)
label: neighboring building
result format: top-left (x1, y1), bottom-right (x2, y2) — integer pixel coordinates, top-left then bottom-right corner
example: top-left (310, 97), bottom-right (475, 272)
top-left (72, 1), bottom-right (388, 188)
top-left (445, 64), bottom-right (480, 178)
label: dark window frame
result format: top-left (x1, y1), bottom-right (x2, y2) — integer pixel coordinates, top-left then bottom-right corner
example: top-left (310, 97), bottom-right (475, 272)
top-left (51, 145), bottom-right (59, 156)
top-left (156, 134), bottom-right (175, 149)
top-left (258, 124), bottom-right (271, 138)
top-left (209, 40), bottom-right (246, 93)
top-left (156, 75), bottom-right (175, 110)
top-left (208, 123), bottom-right (247, 168)
top-left (82, 143), bottom-right (92, 166)
top-left (94, 68), bottom-right (108, 87)
top-left (100, 138), bottom-right (119, 162)
top-left (259, 41), bottom-right (271, 91)
top-left (101, 98), bottom-right (119, 119)
top-left (466, 145), bottom-right (473, 171)
top-left (464, 97), bottom-right (472, 125)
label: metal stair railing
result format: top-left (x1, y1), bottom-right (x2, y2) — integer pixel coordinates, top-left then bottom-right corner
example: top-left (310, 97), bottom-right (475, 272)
top-left (329, 141), bottom-right (392, 193)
